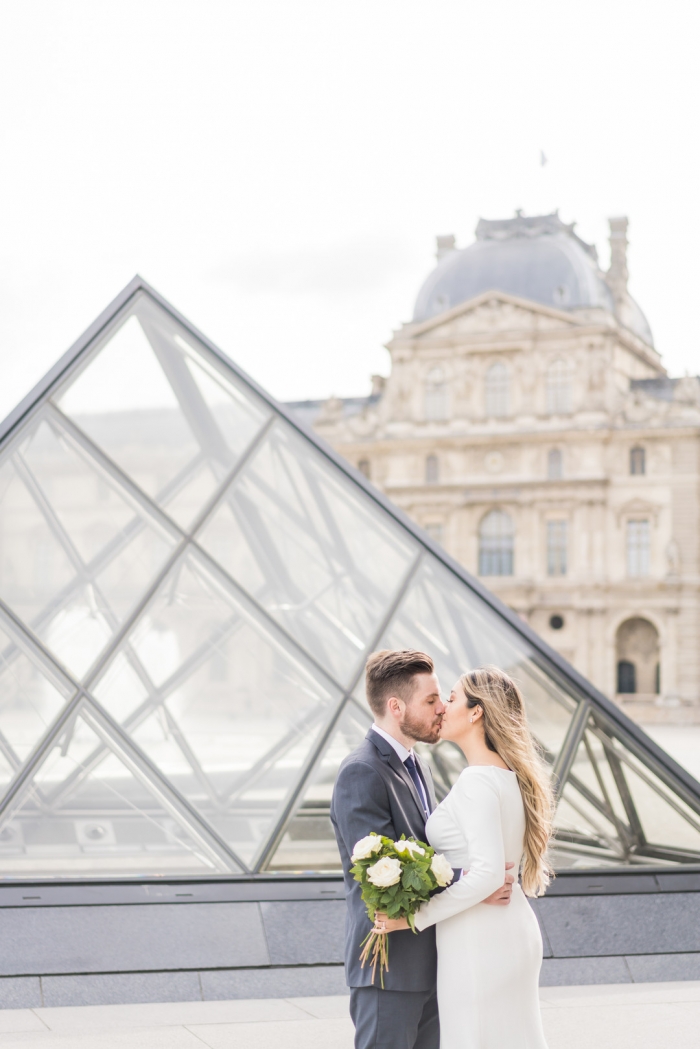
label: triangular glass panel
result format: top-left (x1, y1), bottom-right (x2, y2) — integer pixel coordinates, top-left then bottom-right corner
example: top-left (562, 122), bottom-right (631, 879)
top-left (54, 296), bottom-right (270, 528)
top-left (0, 619), bottom-right (74, 795)
top-left (0, 414), bottom-right (177, 679)
top-left (0, 708), bottom-right (235, 878)
top-left (90, 550), bottom-right (343, 866)
top-left (0, 455), bottom-right (77, 629)
top-left (197, 423), bottom-right (418, 686)
top-left (265, 700), bottom-right (372, 872)
top-left (553, 729), bottom-right (633, 868)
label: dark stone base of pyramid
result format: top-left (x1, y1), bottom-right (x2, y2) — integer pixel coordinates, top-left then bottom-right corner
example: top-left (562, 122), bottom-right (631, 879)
top-left (1, 869), bottom-right (699, 1008)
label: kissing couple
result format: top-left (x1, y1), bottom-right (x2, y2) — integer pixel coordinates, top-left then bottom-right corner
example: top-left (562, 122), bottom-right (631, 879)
top-left (330, 649), bottom-right (553, 1049)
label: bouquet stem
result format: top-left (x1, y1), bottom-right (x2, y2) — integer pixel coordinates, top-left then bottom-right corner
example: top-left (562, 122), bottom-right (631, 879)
top-left (359, 930), bottom-right (390, 989)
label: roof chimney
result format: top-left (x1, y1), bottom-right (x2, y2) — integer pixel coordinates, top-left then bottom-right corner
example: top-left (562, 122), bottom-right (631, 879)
top-left (436, 234), bottom-right (456, 261)
top-left (607, 216), bottom-right (629, 306)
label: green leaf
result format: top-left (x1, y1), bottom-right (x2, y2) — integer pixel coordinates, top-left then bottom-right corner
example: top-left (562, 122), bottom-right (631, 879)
top-left (402, 869), bottom-right (422, 892)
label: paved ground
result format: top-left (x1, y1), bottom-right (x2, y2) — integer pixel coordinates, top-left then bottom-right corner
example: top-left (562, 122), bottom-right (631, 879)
top-left (643, 724), bottom-right (700, 782)
top-left (0, 982), bottom-right (698, 1048)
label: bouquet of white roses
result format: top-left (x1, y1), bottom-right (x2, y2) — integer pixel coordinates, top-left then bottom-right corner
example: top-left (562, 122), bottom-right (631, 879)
top-left (350, 833), bottom-right (454, 987)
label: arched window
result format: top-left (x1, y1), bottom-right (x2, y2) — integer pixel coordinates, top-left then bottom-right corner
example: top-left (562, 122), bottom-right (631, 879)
top-left (546, 359), bottom-right (572, 414)
top-left (478, 510), bottom-right (514, 576)
top-left (425, 366), bottom-right (449, 421)
top-left (485, 363), bottom-right (509, 417)
top-left (616, 618), bottom-right (660, 696)
top-left (425, 455), bottom-right (439, 484)
top-left (617, 661), bottom-right (636, 694)
top-left (547, 448), bottom-right (563, 480)
top-left (630, 446), bottom-right (645, 475)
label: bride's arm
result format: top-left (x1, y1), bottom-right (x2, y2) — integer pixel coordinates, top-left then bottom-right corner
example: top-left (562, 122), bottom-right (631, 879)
top-left (413, 771), bottom-right (505, 930)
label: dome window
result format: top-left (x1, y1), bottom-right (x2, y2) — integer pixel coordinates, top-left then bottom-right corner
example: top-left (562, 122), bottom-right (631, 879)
top-left (485, 363), bottom-right (509, 418)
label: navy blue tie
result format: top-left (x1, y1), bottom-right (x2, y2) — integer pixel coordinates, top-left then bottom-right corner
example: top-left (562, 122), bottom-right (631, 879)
top-left (404, 755), bottom-right (429, 817)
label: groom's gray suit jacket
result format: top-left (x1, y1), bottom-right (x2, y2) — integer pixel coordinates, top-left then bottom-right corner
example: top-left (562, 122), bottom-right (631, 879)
top-left (330, 729), bottom-right (439, 993)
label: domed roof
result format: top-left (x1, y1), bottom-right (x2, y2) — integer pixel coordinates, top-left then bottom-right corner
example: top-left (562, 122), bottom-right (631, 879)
top-left (413, 211), bottom-right (653, 346)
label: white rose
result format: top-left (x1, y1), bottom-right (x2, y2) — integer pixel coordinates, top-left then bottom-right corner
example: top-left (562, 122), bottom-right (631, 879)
top-left (367, 856), bottom-right (403, 888)
top-left (430, 853), bottom-right (454, 887)
top-left (394, 840), bottom-right (426, 857)
top-left (351, 834), bottom-right (383, 861)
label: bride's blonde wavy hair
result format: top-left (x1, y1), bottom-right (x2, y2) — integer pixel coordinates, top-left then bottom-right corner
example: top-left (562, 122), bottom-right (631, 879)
top-left (458, 666), bottom-right (554, 897)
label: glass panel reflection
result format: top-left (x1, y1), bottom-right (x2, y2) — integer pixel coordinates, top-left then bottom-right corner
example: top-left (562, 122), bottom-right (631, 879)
top-left (377, 557), bottom-right (577, 772)
top-left (553, 719), bottom-right (700, 868)
top-left (0, 455), bottom-right (77, 630)
top-left (92, 551), bottom-right (342, 866)
top-left (55, 296), bottom-right (269, 527)
top-left (0, 711), bottom-right (228, 877)
top-left (198, 425), bottom-right (417, 685)
top-left (0, 414), bottom-right (177, 679)
top-left (0, 622), bottom-right (74, 795)
top-left (265, 701), bottom-right (372, 872)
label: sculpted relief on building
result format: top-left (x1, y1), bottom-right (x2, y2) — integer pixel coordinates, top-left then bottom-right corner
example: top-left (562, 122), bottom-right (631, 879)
top-left (290, 212), bottom-right (700, 722)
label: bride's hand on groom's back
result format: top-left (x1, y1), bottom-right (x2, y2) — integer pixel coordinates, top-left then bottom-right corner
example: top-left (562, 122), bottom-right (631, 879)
top-left (469, 861), bottom-right (515, 906)
top-left (374, 912), bottom-right (410, 933)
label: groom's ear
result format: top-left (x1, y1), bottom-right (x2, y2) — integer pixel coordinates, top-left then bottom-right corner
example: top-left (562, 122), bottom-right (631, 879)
top-left (386, 694), bottom-right (404, 717)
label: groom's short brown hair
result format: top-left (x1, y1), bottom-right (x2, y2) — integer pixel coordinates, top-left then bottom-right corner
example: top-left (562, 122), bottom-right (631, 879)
top-left (365, 649), bottom-right (435, 717)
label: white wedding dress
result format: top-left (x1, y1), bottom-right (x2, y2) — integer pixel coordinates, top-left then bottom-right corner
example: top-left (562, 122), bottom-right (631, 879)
top-left (414, 766), bottom-right (548, 1049)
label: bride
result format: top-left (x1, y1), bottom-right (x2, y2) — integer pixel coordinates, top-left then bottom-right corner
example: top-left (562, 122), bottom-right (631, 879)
top-left (375, 666), bottom-right (553, 1049)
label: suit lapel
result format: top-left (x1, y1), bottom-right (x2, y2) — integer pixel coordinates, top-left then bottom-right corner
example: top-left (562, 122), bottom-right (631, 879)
top-left (415, 752), bottom-right (437, 814)
top-left (366, 730), bottom-right (427, 825)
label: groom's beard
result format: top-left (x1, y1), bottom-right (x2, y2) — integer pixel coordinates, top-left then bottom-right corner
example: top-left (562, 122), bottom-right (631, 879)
top-left (400, 708), bottom-right (443, 745)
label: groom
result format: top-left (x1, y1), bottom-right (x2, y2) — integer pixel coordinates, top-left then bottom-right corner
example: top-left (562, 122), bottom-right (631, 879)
top-left (330, 649), bottom-right (514, 1049)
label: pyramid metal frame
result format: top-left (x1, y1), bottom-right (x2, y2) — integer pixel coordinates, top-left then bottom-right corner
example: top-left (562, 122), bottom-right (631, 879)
top-left (0, 275), bottom-right (699, 881)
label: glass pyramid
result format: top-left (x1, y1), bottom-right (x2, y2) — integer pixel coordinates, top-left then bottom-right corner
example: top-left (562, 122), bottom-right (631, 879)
top-left (1, 277), bottom-right (699, 879)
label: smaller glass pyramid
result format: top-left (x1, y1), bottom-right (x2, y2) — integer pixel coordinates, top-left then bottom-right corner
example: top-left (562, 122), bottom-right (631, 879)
top-left (0, 277), bottom-right (698, 880)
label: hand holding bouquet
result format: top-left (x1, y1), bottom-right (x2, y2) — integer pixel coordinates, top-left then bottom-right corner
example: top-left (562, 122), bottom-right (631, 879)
top-left (350, 833), bottom-right (454, 987)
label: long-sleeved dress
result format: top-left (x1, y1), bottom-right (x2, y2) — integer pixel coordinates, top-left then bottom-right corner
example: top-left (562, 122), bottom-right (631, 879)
top-left (414, 765), bottom-right (548, 1049)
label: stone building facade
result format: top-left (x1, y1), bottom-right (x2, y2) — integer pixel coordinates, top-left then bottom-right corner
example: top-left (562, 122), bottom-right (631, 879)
top-left (291, 212), bottom-right (700, 721)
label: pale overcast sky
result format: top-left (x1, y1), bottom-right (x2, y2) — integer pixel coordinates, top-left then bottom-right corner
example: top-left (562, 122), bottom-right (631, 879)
top-left (0, 1), bottom-right (698, 421)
